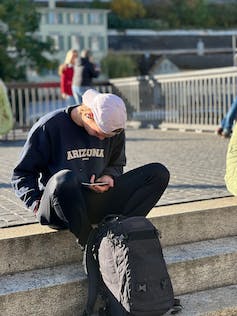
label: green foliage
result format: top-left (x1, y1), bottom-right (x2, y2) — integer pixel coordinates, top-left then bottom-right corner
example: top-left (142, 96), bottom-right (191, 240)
top-left (108, 14), bottom-right (168, 30)
top-left (164, 0), bottom-right (210, 28)
top-left (101, 53), bottom-right (139, 78)
top-left (113, 0), bottom-right (237, 30)
top-left (110, 0), bottom-right (145, 20)
top-left (0, 0), bottom-right (57, 81)
top-left (90, 0), bottom-right (110, 9)
top-left (208, 3), bottom-right (237, 28)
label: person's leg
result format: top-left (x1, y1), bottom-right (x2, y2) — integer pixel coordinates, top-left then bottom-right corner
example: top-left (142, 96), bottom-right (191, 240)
top-left (37, 163), bottom-right (169, 244)
top-left (222, 97), bottom-right (237, 136)
top-left (37, 169), bottom-right (92, 246)
top-left (67, 95), bottom-right (76, 106)
top-left (84, 163), bottom-right (170, 223)
top-left (72, 85), bottom-right (83, 105)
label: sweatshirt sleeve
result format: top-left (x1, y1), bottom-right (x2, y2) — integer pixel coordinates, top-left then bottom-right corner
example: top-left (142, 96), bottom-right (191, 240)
top-left (103, 132), bottom-right (126, 178)
top-left (11, 124), bottom-right (51, 210)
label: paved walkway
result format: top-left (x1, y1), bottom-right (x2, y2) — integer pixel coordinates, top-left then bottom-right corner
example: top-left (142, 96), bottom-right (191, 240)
top-left (0, 129), bottom-right (233, 228)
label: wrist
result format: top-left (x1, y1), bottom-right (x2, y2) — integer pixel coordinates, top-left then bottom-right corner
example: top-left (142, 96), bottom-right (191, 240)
top-left (31, 200), bottom-right (40, 215)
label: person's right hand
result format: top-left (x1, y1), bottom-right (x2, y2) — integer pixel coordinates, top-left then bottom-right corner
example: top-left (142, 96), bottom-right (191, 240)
top-left (62, 93), bottom-right (67, 99)
top-left (88, 174), bottom-right (113, 193)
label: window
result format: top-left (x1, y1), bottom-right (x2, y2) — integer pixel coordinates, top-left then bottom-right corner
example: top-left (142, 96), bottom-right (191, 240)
top-left (67, 12), bottom-right (83, 24)
top-left (69, 35), bottom-right (84, 51)
top-left (48, 12), bottom-right (56, 24)
top-left (49, 34), bottom-right (64, 51)
top-left (88, 35), bottom-right (105, 52)
top-left (88, 13), bottom-right (104, 25)
top-left (57, 13), bottom-right (63, 24)
top-left (48, 12), bottom-right (63, 24)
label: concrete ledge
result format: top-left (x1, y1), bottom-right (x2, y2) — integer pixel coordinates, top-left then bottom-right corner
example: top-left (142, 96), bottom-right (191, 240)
top-left (159, 123), bottom-right (219, 133)
top-left (0, 223), bottom-right (57, 239)
top-left (0, 225), bottom-right (81, 275)
top-left (148, 196), bottom-right (237, 217)
top-left (1, 197), bottom-right (236, 274)
top-left (148, 196), bottom-right (237, 246)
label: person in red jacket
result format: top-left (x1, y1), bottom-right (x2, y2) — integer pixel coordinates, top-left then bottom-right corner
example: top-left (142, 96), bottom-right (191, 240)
top-left (58, 49), bottom-right (78, 105)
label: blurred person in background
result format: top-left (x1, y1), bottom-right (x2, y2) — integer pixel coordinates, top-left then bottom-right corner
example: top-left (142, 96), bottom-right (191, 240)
top-left (72, 49), bottom-right (100, 104)
top-left (58, 49), bottom-right (78, 106)
top-left (0, 79), bottom-right (13, 136)
top-left (225, 122), bottom-right (237, 194)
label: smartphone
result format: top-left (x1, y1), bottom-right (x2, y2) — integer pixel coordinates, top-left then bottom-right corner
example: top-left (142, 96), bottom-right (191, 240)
top-left (81, 182), bottom-right (109, 186)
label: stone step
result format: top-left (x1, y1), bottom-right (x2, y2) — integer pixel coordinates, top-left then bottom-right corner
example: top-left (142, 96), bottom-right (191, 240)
top-left (0, 236), bottom-right (236, 315)
top-left (165, 236), bottom-right (237, 295)
top-left (175, 284), bottom-right (237, 316)
top-left (148, 196), bottom-right (237, 247)
top-left (0, 263), bottom-right (86, 316)
top-left (0, 224), bottom-right (81, 276)
top-left (0, 197), bottom-right (236, 276)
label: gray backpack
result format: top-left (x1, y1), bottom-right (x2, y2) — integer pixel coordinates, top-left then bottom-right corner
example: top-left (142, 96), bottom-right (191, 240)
top-left (82, 215), bottom-right (182, 316)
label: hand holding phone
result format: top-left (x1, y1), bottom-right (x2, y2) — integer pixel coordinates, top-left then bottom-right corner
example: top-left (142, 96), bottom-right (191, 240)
top-left (81, 182), bottom-right (109, 186)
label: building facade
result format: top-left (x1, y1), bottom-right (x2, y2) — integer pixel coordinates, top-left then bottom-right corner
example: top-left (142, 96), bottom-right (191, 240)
top-left (36, 1), bottom-right (109, 65)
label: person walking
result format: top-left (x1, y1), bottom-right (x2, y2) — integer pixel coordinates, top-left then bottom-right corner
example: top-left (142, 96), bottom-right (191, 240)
top-left (58, 49), bottom-right (78, 106)
top-left (72, 49), bottom-right (100, 104)
top-left (217, 96), bottom-right (237, 138)
top-left (11, 89), bottom-right (170, 248)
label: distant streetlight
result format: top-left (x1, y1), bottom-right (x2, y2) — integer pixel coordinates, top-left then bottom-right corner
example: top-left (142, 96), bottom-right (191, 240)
top-left (197, 38), bottom-right (205, 56)
top-left (232, 35), bottom-right (237, 66)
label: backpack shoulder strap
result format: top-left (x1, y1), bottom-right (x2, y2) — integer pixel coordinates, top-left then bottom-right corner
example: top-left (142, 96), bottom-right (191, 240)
top-left (82, 228), bottom-right (101, 316)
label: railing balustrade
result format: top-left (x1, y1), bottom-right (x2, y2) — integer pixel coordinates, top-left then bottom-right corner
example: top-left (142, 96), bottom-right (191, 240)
top-left (155, 66), bottom-right (237, 130)
top-left (4, 66), bottom-right (237, 138)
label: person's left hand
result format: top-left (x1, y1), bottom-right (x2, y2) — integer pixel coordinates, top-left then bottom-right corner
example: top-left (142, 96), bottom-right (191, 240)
top-left (89, 174), bottom-right (114, 193)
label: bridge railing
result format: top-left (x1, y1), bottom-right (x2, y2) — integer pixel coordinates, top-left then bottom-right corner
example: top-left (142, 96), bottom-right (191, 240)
top-left (4, 66), bottom-right (237, 137)
top-left (155, 66), bottom-right (237, 131)
top-left (111, 66), bottom-right (237, 130)
top-left (6, 81), bottom-right (113, 132)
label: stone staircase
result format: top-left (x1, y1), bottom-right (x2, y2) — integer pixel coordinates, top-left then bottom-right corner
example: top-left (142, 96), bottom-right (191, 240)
top-left (0, 197), bottom-right (236, 316)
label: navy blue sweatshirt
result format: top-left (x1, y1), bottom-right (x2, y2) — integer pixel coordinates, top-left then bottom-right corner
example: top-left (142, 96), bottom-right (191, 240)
top-left (11, 106), bottom-right (126, 210)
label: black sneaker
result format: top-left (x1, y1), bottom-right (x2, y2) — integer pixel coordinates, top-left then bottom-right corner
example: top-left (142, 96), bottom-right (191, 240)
top-left (222, 129), bottom-right (232, 138)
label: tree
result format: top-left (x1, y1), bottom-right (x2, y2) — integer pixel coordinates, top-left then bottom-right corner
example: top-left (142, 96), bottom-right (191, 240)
top-left (0, 0), bottom-right (57, 82)
top-left (145, 0), bottom-right (213, 29)
top-left (101, 53), bottom-right (139, 79)
top-left (110, 0), bottom-right (146, 20)
top-left (166, 0), bottom-right (210, 28)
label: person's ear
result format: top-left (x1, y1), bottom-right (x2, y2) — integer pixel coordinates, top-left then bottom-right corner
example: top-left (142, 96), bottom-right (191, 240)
top-left (85, 112), bottom-right (93, 120)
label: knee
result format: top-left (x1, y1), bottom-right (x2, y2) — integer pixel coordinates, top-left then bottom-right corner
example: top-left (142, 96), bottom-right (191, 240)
top-left (53, 169), bottom-right (78, 192)
top-left (146, 163), bottom-right (170, 185)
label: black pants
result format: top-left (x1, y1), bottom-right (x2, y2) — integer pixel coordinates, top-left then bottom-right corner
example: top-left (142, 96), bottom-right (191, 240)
top-left (37, 163), bottom-right (170, 246)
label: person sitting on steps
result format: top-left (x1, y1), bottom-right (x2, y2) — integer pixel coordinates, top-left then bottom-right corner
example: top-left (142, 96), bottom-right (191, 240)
top-left (11, 89), bottom-right (170, 248)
